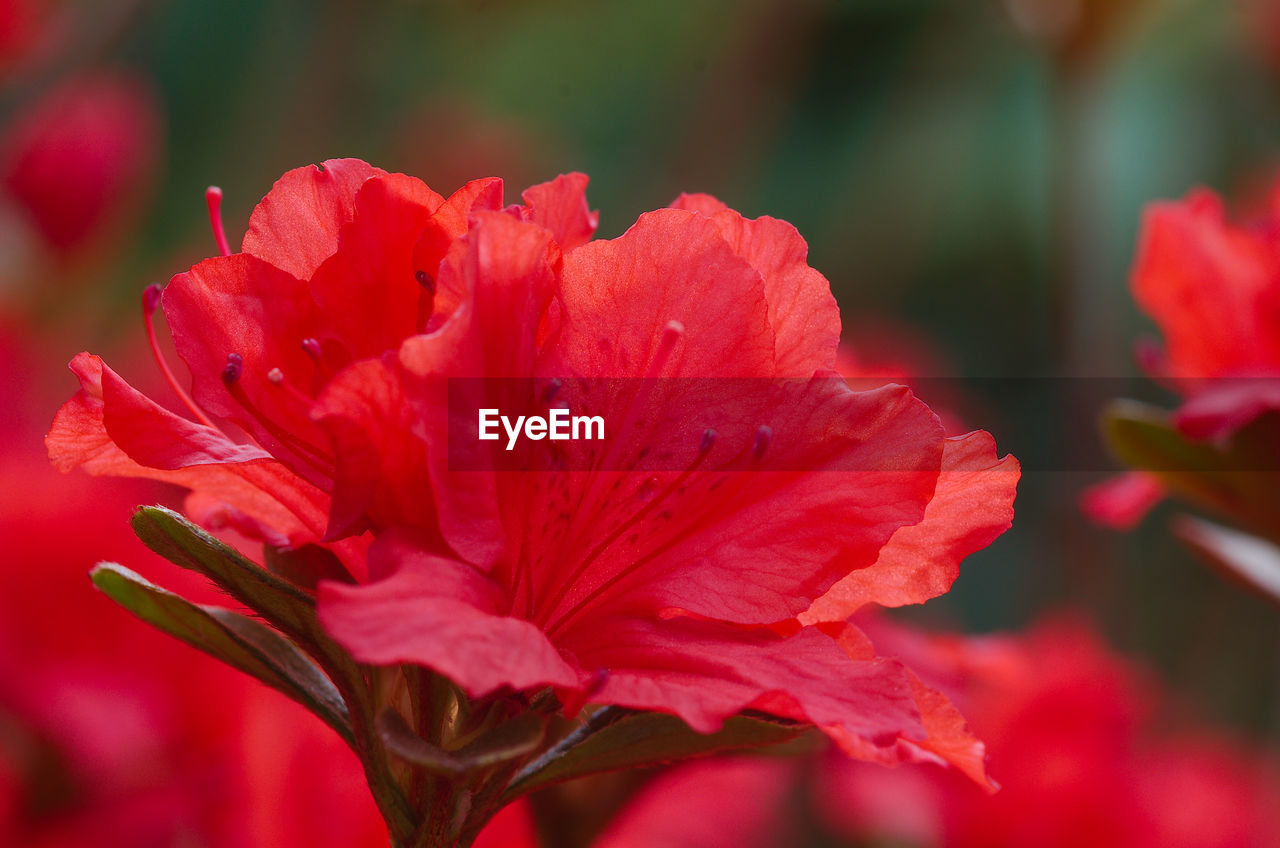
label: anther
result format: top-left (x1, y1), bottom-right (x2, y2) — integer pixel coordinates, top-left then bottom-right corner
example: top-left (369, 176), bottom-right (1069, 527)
top-left (414, 269), bottom-right (436, 293)
top-left (142, 282), bottom-right (162, 314)
top-left (301, 338), bottom-right (322, 361)
top-left (752, 425), bottom-right (772, 460)
top-left (222, 352), bottom-right (243, 385)
top-left (267, 368), bottom-right (284, 385)
top-left (204, 186), bottom-right (232, 257)
top-left (699, 428), bottom-right (717, 454)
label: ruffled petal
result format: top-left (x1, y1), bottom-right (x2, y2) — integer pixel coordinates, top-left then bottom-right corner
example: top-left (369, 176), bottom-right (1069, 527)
top-left (671, 193), bottom-right (840, 376)
top-left (802, 430), bottom-right (1018, 621)
top-left (519, 172), bottom-right (598, 251)
top-left (47, 353), bottom-right (329, 544)
top-left (318, 548), bottom-right (579, 697)
top-left (241, 158), bottom-right (381, 279)
top-left (308, 172), bottom-right (447, 359)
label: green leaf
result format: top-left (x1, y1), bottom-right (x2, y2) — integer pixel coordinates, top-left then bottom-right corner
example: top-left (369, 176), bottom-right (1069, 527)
top-left (503, 707), bottom-right (812, 800)
top-left (1174, 516), bottom-right (1280, 609)
top-left (90, 563), bottom-right (353, 746)
top-left (129, 507), bottom-right (361, 677)
top-left (1102, 400), bottom-right (1280, 538)
top-left (129, 506), bottom-right (415, 837)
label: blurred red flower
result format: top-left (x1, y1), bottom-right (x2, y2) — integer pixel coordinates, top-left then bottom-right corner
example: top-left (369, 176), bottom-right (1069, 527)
top-left (2, 322), bottom-right (388, 847)
top-left (586, 616), bottom-right (1280, 848)
top-left (48, 161), bottom-right (1018, 780)
top-left (1086, 182), bottom-right (1280, 531)
top-left (0, 70), bottom-right (161, 259)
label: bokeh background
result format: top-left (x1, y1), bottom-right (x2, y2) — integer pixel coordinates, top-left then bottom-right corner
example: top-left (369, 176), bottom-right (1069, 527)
top-left (3, 0), bottom-right (1280, 843)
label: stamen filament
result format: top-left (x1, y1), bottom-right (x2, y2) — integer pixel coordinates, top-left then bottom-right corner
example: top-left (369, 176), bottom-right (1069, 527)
top-left (205, 186), bottom-right (232, 257)
top-left (143, 284), bottom-right (219, 430)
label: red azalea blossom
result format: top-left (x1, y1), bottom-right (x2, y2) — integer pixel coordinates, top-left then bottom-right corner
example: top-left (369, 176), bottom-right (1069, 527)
top-left (48, 160), bottom-right (1018, 780)
top-left (1085, 182), bottom-right (1280, 529)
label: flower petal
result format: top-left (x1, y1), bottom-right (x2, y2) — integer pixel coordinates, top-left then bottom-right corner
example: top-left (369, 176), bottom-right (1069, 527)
top-left (163, 253), bottom-right (330, 483)
top-left (1132, 189), bottom-right (1280, 379)
top-left (241, 158), bottom-right (381, 279)
top-left (671, 193), bottom-right (840, 376)
top-left (802, 430), bottom-right (1018, 621)
top-left (308, 172), bottom-right (448, 360)
top-left (318, 550), bottom-right (579, 697)
top-left (47, 353), bottom-right (329, 544)
top-left (566, 616), bottom-right (932, 761)
top-left (1080, 472), bottom-right (1165, 530)
top-left (519, 172), bottom-right (598, 251)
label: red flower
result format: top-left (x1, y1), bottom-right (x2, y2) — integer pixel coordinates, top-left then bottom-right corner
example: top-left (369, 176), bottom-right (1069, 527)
top-left (1087, 182), bottom-right (1280, 529)
top-left (49, 161), bottom-right (1018, 779)
top-left (583, 617), bottom-right (1280, 848)
top-left (0, 71), bottom-right (161, 257)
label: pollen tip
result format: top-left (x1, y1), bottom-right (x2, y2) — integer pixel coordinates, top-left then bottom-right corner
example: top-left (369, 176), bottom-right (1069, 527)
top-left (204, 185), bottom-right (223, 201)
top-left (753, 425), bottom-right (773, 460)
top-left (699, 428), bottom-right (716, 454)
top-left (414, 269), bottom-right (436, 293)
top-left (267, 367), bottom-right (284, 385)
top-left (142, 282), bottom-right (162, 314)
top-left (301, 338), bottom-right (322, 360)
top-left (663, 319), bottom-right (685, 338)
top-left (221, 352), bottom-right (244, 385)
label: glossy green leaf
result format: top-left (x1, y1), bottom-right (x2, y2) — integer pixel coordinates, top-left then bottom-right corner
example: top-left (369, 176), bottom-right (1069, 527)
top-left (91, 563), bottom-right (353, 746)
top-left (1102, 400), bottom-right (1280, 537)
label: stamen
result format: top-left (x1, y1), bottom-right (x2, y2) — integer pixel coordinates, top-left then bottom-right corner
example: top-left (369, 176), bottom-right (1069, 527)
top-left (204, 187), bottom-right (232, 257)
top-left (700, 428), bottom-right (717, 454)
top-left (220, 353), bottom-right (335, 472)
top-left (301, 338), bottom-right (323, 361)
top-left (142, 283), bottom-right (219, 430)
top-left (752, 425), bottom-right (772, 460)
top-left (265, 365), bottom-right (321, 411)
top-left (643, 320), bottom-right (685, 380)
top-left (221, 352), bottom-right (243, 385)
